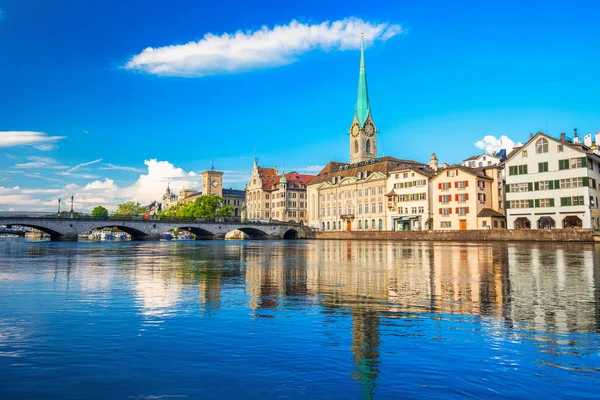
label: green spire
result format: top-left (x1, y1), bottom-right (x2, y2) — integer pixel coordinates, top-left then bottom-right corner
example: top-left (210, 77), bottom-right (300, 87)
top-left (279, 163), bottom-right (287, 183)
top-left (355, 35), bottom-right (370, 128)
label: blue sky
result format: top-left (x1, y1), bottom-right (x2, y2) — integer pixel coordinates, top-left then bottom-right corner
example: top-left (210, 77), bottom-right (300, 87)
top-left (1, 0), bottom-right (599, 210)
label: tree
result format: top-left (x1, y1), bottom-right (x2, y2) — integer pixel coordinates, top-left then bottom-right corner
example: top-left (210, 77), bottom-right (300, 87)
top-left (91, 205), bottom-right (109, 218)
top-left (114, 201), bottom-right (146, 216)
top-left (160, 195), bottom-right (233, 219)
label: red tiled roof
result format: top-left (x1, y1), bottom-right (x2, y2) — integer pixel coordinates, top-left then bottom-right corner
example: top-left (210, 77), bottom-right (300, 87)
top-left (311, 157), bottom-right (426, 185)
top-left (385, 189), bottom-right (396, 197)
top-left (258, 167), bottom-right (316, 190)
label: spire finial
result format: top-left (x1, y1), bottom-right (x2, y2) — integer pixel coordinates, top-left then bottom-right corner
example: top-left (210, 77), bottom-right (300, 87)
top-left (211, 159), bottom-right (214, 170)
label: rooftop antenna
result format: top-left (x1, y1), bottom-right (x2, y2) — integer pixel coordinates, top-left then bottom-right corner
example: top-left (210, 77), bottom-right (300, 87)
top-left (211, 159), bottom-right (215, 171)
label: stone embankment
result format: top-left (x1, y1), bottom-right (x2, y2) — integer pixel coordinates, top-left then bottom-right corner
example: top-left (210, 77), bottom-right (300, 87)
top-left (311, 229), bottom-right (599, 243)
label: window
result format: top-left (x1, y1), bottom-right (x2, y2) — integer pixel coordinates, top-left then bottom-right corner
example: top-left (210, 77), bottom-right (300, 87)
top-left (371, 219), bottom-right (376, 229)
top-left (538, 162), bottom-right (549, 172)
top-left (378, 187), bottom-right (383, 195)
top-left (510, 183), bottom-right (529, 192)
top-left (509, 165), bottom-right (528, 175)
top-left (441, 195), bottom-right (451, 204)
top-left (371, 188), bottom-right (375, 196)
top-left (371, 203), bottom-right (376, 213)
top-left (539, 198), bottom-right (553, 207)
top-left (378, 202), bottom-right (383, 213)
top-left (573, 196), bottom-right (585, 206)
top-left (458, 193), bottom-right (467, 202)
top-left (358, 204), bottom-right (363, 214)
top-left (539, 181), bottom-right (550, 190)
top-left (560, 178), bottom-right (584, 189)
top-left (440, 182), bottom-right (451, 190)
top-left (358, 220), bottom-right (362, 229)
top-left (478, 180), bottom-right (486, 189)
top-left (511, 200), bottom-right (532, 209)
top-left (557, 145), bottom-right (564, 152)
top-left (482, 221), bottom-right (487, 227)
top-left (456, 207), bottom-right (468, 215)
top-left (493, 221), bottom-right (498, 228)
top-left (536, 138), bottom-right (549, 153)
top-left (522, 150), bottom-right (528, 158)
top-left (560, 197), bottom-right (572, 206)
top-left (447, 169), bottom-right (458, 177)
top-left (457, 181), bottom-right (467, 189)
top-left (571, 158), bottom-right (584, 169)
top-left (440, 208), bottom-right (451, 216)
top-left (441, 221), bottom-right (452, 228)
top-left (477, 193), bottom-right (486, 202)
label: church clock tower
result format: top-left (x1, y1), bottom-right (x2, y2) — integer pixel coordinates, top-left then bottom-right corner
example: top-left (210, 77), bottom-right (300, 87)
top-left (202, 165), bottom-right (223, 198)
top-left (349, 35), bottom-right (378, 164)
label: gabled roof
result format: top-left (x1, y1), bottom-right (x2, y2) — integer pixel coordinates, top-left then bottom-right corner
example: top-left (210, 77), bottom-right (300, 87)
top-left (477, 208), bottom-right (505, 218)
top-left (431, 164), bottom-right (494, 181)
top-left (389, 164), bottom-right (436, 178)
top-left (258, 169), bottom-right (316, 191)
top-left (503, 131), bottom-right (600, 165)
top-left (310, 157), bottom-right (426, 185)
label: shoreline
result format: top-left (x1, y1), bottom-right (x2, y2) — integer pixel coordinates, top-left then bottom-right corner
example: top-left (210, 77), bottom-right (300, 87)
top-left (310, 229), bottom-right (600, 243)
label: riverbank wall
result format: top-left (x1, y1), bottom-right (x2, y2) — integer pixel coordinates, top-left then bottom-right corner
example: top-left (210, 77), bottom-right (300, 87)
top-left (311, 229), bottom-right (599, 242)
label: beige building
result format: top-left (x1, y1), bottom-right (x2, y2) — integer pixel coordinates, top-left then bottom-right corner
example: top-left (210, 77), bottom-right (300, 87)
top-left (430, 165), bottom-right (506, 230)
top-left (245, 158), bottom-right (316, 224)
top-left (385, 161), bottom-right (436, 231)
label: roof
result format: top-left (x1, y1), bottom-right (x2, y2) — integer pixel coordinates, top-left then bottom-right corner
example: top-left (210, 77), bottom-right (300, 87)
top-left (310, 157), bottom-right (427, 185)
top-left (477, 208), bottom-right (505, 218)
top-left (431, 164), bottom-right (494, 181)
top-left (355, 36), bottom-right (370, 128)
top-left (463, 155), bottom-right (479, 161)
top-left (503, 132), bottom-right (600, 165)
top-left (389, 164), bottom-right (436, 178)
top-left (258, 168), bottom-right (316, 191)
top-left (222, 188), bottom-right (245, 197)
top-left (385, 189), bottom-right (396, 197)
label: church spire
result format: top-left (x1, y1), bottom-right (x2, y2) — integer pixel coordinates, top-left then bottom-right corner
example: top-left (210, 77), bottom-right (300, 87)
top-left (355, 34), bottom-right (370, 128)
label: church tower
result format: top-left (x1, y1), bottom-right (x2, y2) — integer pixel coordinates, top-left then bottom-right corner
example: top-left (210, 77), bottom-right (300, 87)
top-left (202, 164), bottom-right (223, 198)
top-left (349, 35), bottom-right (378, 164)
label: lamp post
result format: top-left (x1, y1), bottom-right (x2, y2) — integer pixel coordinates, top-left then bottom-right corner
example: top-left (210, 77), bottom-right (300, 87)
top-left (70, 195), bottom-right (74, 213)
top-left (57, 198), bottom-right (61, 216)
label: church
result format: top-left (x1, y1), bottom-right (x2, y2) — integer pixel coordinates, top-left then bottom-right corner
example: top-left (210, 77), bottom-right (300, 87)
top-left (307, 37), bottom-right (428, 231)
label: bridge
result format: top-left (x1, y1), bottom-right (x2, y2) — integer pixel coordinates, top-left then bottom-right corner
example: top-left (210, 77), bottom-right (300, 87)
top-left (0, 212), bottom-right (309, 241)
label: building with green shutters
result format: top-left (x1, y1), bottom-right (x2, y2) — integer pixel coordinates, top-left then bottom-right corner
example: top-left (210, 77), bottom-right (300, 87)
top-left (504, 132), bottom-right (600, 229)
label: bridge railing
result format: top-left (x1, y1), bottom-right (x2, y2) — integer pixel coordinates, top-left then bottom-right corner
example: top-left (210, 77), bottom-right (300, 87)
top-left (0, 211), bottom-right (302, 226)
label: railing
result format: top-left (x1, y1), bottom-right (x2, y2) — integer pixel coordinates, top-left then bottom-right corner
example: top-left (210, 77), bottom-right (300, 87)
top-left (0, 211), bottom-right (301, 226)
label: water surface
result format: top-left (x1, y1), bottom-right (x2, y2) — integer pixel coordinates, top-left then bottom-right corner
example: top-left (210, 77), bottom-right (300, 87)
top-left (0, 238), bottom-right (599, 399)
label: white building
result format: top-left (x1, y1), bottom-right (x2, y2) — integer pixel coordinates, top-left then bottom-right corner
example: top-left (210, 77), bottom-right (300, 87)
top-left (386, 165), bottom-right (435, 230)
top-left (504, 132), bottom-right (600, 230)
top-left (461, 153), bottom-right (503, 168)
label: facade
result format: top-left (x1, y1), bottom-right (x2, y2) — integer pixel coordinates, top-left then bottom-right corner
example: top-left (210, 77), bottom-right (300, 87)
top-left (461, 153), bottom-right (504, 168)
top-left (504, 132), bottom-right (600, 229)
top-left (307, 157), bottom-right (426, 231)
top-left (430, 165), bottom-right (506, 230)
top-left (385, 164), bottom-right (435, 231)
top-left (245, 158), bottom-right (315, 224)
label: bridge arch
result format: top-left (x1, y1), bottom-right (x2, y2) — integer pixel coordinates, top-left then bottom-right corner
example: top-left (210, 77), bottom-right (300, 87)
top-left (171, 226), bottom-right (215, 240)
top-left (283, 228), bottom-right (299, 240)
top-left (237, 227), bottom-right (269, 240)
top-left (86, 224), bottom-right (149, 240)
top-left (3, 223), bottom-right (64, 240)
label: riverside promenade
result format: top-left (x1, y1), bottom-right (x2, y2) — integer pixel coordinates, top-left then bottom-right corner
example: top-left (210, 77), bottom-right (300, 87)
top-left (312, 228), bottom-right (600, 242)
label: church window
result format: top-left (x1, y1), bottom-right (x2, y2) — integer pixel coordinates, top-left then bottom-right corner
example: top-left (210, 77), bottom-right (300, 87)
top-left (366, 139), bottom-right (371, 154)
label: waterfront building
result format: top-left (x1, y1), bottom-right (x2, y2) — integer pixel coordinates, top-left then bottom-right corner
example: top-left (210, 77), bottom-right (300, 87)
top-left (430, 164), bottom-right (506, 230)
top-left (162, 184), bottom-right (178, 210)
top-left (504, 132), bottom-right (600, 229)
top-left (245, 158), bottom-right (315, 224)
top-left (385, 159), bottom-right (436, 231)
top-left (461, 152), bottom-right (505, 168)
top-left (307, 35), bottom-right (426, 231)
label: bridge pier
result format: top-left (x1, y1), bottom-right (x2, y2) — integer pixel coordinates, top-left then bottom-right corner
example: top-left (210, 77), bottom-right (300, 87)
top-left (54, 232), bottom-right (78, 242)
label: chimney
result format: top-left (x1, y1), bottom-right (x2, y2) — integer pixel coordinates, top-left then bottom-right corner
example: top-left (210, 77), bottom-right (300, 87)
top-left (573, 128), bottom-right (580, 144)
top-left (560, 132), bottom-right (565, 142)
top-left (529, 133), bottom-right (534, 140)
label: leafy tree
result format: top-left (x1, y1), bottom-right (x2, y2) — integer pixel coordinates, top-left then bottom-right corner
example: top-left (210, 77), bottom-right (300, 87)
top-left (91, 205), bottom-right (109, 218)
top-left (160, 195), bottom-right (233, 219)
top-left (114, 201), bottom-right (145, 216)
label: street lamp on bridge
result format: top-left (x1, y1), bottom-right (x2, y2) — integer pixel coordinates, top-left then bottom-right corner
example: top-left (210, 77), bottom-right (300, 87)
top-left (70, 195), bottom-right (74, 214)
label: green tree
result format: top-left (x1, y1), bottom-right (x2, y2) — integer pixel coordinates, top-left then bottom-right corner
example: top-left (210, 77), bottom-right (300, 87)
top-left (160, 195), bottom-right (233, 219)
top-left (91, 205), bottom-right (109, 218)
top-left (114, 201), bottom-right (146, 216)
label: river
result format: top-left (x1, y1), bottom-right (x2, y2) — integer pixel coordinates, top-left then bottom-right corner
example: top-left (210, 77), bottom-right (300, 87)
top-left (0, 238), bottom-right (599, 399)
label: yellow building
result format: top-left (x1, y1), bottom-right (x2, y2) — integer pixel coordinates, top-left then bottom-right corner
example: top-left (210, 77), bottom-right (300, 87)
top-left (430, 165), bottom-right (505, 230)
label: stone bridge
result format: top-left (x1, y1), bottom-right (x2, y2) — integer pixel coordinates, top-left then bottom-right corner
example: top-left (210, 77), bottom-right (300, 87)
top-left (0, 214), bottom-right (310, 241)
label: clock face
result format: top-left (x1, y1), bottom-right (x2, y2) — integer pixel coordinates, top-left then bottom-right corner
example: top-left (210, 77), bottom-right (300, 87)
top-left (364, 122), bottom-right (375, 137)
top-left (351, 123), bottom-right (360, 137)
top-left (211, 180), bottom-right (218, 187)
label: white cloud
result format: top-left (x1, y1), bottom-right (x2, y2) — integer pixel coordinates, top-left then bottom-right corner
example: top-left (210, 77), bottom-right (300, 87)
top-left (475, 135), bottom-right (522, 155)
top-left (14, 156), bottom-right (66, 170)
top-left (125, 17), bottom-right (402, 77)
top-left (0, 131), bottom-right (65, 149)
top-left (292, 165), bottom-right (324, 173)
top-left (66, 158), bottom-right (103, 173)
top-left (84, 178), bottom-right (117, 190)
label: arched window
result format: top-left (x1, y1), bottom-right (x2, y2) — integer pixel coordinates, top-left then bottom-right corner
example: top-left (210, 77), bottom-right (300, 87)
top-left (338, 221), bottom-right (341, 230)
top-left (354, 140), bottom-right (359, 154)
top-left (359, 220), bottom-right (362, 229)
top-left (366, 139), bottom-right (371, 154)
top-left (327, 221), bottom-right (330, 230)
top-left (379, 219), bottom-right (383, 231)
top-left (371, 219), bottom-right (376, 229)
top-left (536, 138), bottom-right (548, 154)
top-left (364, 219), bottom-right (368, 229)
top-left (322, 222), bottom-right (325, 231)
top-left (332, 221), bottom-right (336, 230)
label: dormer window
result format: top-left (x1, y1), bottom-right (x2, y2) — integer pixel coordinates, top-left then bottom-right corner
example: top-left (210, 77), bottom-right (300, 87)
top-left (536, 138), bottom-right (549, 154)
